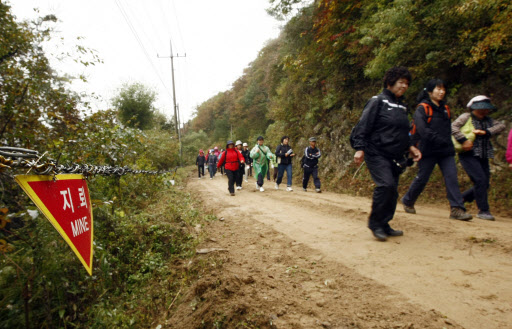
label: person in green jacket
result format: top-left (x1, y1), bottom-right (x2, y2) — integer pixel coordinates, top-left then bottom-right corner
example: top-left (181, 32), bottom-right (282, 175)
top-left (250, 136), bottom-right (275, 192)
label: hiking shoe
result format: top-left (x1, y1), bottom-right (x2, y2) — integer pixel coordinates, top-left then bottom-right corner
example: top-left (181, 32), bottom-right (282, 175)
top-left (385, 228), bottom-right (404, 237)
top-left (477, 211), bottom-right (495, 221)
top-left (259, 187), bottom-right (265, 192)
top-left (275, 183), bottom-right (279, 190)
top-left (303, 188), bottom-right (307, 192)
top-left (450, 208), bottom-right (472, 221)
top-left (371, 228), bottom-right (387, 241)
top-left (230, 193), bottom-right (235, 196)
top-left (315, 188), bottom-right (321, 193)
top-left (286, 187), bottom-right (293, 192)
top-left (400, 197), bottom-right (416, 214)
top-left (236, 186), bottom-right (242, 190)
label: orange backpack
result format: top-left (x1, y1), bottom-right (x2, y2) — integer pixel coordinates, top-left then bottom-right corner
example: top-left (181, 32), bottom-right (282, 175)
top-left (410, 102), bottom-right (451, 136)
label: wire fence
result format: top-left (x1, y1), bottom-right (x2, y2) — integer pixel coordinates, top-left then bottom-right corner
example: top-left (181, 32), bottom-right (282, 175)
top-left (0, 147), bottom-right (176, 177)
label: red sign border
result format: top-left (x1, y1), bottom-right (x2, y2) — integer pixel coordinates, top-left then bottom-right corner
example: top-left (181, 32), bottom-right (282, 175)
top-left (15, 174), bottom-right (93, 275)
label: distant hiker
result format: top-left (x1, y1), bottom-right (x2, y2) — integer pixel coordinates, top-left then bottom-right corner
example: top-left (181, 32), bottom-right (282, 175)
top-left (507, 128), bottom-right (512, 170)
top-left (302, 137), bottom-right (322, 193)
top-left (250, 136), bottom-right (275, 192)
top-left (401, 79), bottom-right (472, 221)
top-left (235, 140), bottom-right (244, 189)
top-left (241, 142), bottom-right (252, 181)
top-left (207, 149), bottom-right (218, 179)
top-left (452, 96), bottom-right (505, 221)
top-left (196, 149), bottom-right (206, 179)
top-left (275, 136), bottom-right (295, 191)
top-left (218, 148), bottom-right (225, 175)
top-left (351, 66), bottom-right (421, 241)
top-left (217, 140), bottom-right (245, 196)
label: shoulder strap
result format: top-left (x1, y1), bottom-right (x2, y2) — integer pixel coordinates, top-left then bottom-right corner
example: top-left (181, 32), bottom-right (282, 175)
top-left (445, 104), bottom-right (451, 119)
top-left (419, 103), bottom-right (433, 123)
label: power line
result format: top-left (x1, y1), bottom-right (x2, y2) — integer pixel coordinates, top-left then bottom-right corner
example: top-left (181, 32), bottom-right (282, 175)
top-left (114, 0), bottom-right (172, 99)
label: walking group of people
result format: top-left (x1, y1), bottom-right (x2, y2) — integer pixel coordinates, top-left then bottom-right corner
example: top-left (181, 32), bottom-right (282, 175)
top-left (196, 66), bottom-right (511, 242)
top-left (351, 66), bottom-right (509, 241)
top-left (195, 136), bottom-right (323, 196)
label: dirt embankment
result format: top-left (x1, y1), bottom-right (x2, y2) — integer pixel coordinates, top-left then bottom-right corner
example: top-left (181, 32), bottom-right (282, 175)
top-left (165, 173), bottom-right (512, 329)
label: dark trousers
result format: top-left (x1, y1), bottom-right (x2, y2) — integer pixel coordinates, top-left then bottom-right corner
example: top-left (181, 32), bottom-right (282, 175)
top-left (197, 165), bottom-right (204, 177)
top-left (402, 155), bottom-right (465, 209)
top-left (277, 163), bottom-right (293, 186)
top-left (257, 172), bottom-right (265, 187)
top-left (302, 166), bottom-right (321, 189)
top-left (365, 155), bottom-right (400, 231)
top-left (236, 166), bottom-right (244, 187)
top-left (225, 169), bottom-right (239, 193)
top-left (220, 165), bottom-right (225, 175)
top-left (459, 153), bottom-right (490, 212)
top-left (208, 165), bottom-right (216, 178)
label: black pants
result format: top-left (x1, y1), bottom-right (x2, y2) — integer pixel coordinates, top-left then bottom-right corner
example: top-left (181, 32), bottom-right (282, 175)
top-left (402, 155), bottom-right (465, 209)
top-left (236, 166), bottom-right (244, 187)
top-left (365, 154), bottom-right (400, 232)
top-left (459, 153), bottom-right (490, 212)
top-left (225, 169), bottom-right (239, 193)
top-left (303, 166), bottom-right (321, 189)
top-left (197, 165), bottom-right (204, 177)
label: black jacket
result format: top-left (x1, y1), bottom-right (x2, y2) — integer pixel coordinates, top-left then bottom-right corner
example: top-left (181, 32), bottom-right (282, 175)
top-left (207, 154), bottom-right (217, 166)
top-left (275, 144), bottom-right (293, 165)
top-left (196, 155), bottom-right (206, 166)
top-left (241, 149), bottom-right (252, 164)
top-left (303, 146), bottom-right (321, 168)
top-left (351, 89), bottom-right (410, 159)
top-left (412, 99), bottom-right (454, 157)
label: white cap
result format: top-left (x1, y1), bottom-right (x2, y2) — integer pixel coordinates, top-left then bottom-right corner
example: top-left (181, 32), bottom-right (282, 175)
top-left (242, 142), bottom-right (248, 147)
top-left (467, 95), bottom-right (490, 108)
top-left (235, 140), bottom-right (242, 146)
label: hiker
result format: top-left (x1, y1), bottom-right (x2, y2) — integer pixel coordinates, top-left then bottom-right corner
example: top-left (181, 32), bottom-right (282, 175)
top-left (351, 66), bottom-right (421, 241)
top-left (250, 136), bottom-right (275, 192)
top-left (507, 128), bottom-right (512, 169)
top-left (275, 136), bottom-right (295, 191)
top-left (235, 140), bottom-right (244, 189)
top-left (218, 149), bottom-right (225, 175)
top-left (452, 96), bottom-right (505, 221)
top-left (217, 140), bottom-right (245, 196)
top-left (241, 142), bottom-right (252, 181)
top-left (207, 149), bottom-right (218, 179)
top-left (401, 79), bottom-right (472, 220)
top-left (302, 137), bottom-right (322, 193)
top-left (196, 149), bottom-right (206, 179)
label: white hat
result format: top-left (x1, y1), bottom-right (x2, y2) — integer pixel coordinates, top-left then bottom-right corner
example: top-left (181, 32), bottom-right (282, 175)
top-left (242, 142), bottom-right (248, 147)
top-left (235, 140), bottom-right (242, 146)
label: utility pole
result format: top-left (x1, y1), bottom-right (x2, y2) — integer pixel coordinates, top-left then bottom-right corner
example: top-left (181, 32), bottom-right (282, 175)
top-left (158, 40), bottom-right (186, 165)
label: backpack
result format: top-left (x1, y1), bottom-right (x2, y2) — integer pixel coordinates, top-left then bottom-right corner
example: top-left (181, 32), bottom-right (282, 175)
top-left (410, 102), bottom-right (451, 145)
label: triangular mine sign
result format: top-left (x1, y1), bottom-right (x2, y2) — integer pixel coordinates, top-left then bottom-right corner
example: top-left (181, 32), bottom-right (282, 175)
top-left (15, 174), bottom-right (93, 275)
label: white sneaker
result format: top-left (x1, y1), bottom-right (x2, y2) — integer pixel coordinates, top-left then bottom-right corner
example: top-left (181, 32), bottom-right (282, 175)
top-left (275, 183), bottom-right (279, 190)
top-left (236, 186), bottom-right (242, 190)
top-left (259, 187), bottom-right (265, 192)
top-left (210, 178), bottom-right (212, 180)
top-left (255, 183), bottom-right (259, 189)
top-left (286, 187), bottom-right (293, 192)
top-left (315, 188), bottom-right (321, 193)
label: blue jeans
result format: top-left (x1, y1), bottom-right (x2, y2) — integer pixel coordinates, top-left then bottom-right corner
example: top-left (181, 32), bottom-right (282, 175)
top-left (402, 155), bottom-right (465, 209)
top-left (276, 163), bottom-right (292, 186)
top-left (208, 165), bottom-right (216, 178)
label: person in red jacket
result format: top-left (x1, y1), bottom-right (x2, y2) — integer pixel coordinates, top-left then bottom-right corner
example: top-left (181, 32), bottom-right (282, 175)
top-left (217, 140), bottom-right (245, 196)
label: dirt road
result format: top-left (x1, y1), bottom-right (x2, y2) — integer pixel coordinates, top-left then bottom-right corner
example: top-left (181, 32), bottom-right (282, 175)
top-left (172, 173), bottom-right (512, 328)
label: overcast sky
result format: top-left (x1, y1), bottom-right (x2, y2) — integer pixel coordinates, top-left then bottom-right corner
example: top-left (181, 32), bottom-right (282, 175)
top-left (9, 0), bottom-right (283, 124)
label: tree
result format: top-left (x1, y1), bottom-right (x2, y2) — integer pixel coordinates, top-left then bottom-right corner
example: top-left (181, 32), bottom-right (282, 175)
top-left (112, 82), bottom-right (157, 130)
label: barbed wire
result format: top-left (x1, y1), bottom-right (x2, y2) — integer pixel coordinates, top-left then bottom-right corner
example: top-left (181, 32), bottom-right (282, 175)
top-left (0, 147), bottom-right (176, 177)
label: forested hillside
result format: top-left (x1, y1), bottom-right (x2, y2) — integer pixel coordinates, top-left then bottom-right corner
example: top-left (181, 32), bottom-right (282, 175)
top-left (186, 0), bottom-right (512, 211)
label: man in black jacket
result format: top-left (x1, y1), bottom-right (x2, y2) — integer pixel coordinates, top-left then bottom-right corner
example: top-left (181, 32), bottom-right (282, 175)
top-left (275, 136), bottom-right (295, 191)
top-left (351, 66), bottom-right (421, 241)
top-left (196, 149), bottom-right (206, 179)
top-left (241, 142), bottom-right (252, 181)
top-left (302, 137), bottom-right (322, 193)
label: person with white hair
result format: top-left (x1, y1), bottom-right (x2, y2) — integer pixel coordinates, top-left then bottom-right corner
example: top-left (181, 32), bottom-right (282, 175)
top-left (241, 142), bottom-right (252, 181)
top-left (452, 95), bottom-right (505, 221)
top-left (235, 140), bottom-right (245, 190)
